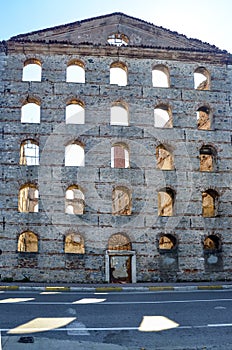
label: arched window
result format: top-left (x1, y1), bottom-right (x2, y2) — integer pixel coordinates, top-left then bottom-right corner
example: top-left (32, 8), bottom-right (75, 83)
top-left (66, 100), bottom-right (85, 124)
top-left (152, 65), bottom-right (170, 88)
top-left (112, 186), bottom-right (131, 215)
top-left (108, 233), bottom-right (132, 250)
top-left (110, 62), bottom-right (127, 86)
top-left (65, 142), bottom-right (85, 166)
top-left (21, 98), bottom-right (40, 124)
top-left (18, 184), bottom-right (38, 213)
top-left (158, 188), bottom-right (175, 216)
top-left (111, 143), bottom-right (129, 168)
top-left (200, 145), bottom-right (216, 172)
top-left (22, 59), bottom-right (42, 81)
top-left (107, 33), bottom-right (129, 46)
top-left (156, 144), bottom-right (174, 170)
top-left (20, 140), bottom-right (39, 165)
top-left (203, 235), bottom-right (220, 251)
top-left (197, 106), bottom-right (211, 130)
top-left (65, 185), bottom-right (85, 215)
top-left (194, 67), bottom-right (210, 90)
top-left (64, 233), bottom-right (85, 254)
top-left (18, 231), bottom-right (38, 253)
top-left (110, 102), bottom-right (129, 126)
top-left (154, 104), bottom-right (172, 128)
top-left (66, 60), bottom-right (85, 83)
top-left (159, 234), bottom-right (177, 250)
top-left (202, 189), bottom-right (218, 217)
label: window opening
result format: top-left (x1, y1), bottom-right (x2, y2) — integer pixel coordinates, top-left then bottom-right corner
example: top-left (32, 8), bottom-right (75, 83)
top-left (202, 190), bottom-right (218, 217)
top-left (156, 145), bottom-right (174, 170)
top-left (158, 188), bottom-right (174, 216)
top-left (22, 59), bottom-right (41, 81)
top-left (154, 104), bottom-right (172, 128)
top-left (111, 144), bottom-right (129, 168)
top-left (152, 65), bottom-right (170, 88)
top-left (200, 146), bottom-right (216, 172)
top-left (110, 62), bottom-right (127, 86)
top-left (110, 103), bottom-right (128, 126)
top-left (112, 186), bottom-right (131, 215)
top-left (204, 235), bottom-right (220, 251)
top-left (65, 185), bottom-right (85, 214)
top-left (194, 67), bottom-right (210, 90)
top-left (65, 143), bottom-right (84, 166)
top-left (66, 100), bottom-right (85, 124)
top-left (21, 100), bottom-right (40, 124)
top-left (20, 140), bottom-right (39, 165)
top-left (159, 234), bottom-right (176, 250)
top-left (66, 60), bottom-right (85, 83)
top-left (18, 231), bottom-right (38, 253)
top-left (197, 106), bottom-right (211, 130)
top-left (107, 33), bottom-right (129, 46)
top-left (18, 185), bottom-right (39, 213)
top-left (65, 233), bottom-right (85, 253)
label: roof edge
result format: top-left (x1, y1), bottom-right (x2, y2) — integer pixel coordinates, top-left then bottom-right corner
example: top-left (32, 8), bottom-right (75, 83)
top-left (9, 12), bottom-right (226, 53)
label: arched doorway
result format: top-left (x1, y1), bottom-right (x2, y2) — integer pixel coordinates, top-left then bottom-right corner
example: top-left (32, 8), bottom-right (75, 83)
top-left (106, 233), bottom-right (136, 283)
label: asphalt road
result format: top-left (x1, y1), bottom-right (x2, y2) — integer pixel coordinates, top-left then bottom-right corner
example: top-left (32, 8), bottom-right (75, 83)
top-left (1, 289), bottom-right (232, 349)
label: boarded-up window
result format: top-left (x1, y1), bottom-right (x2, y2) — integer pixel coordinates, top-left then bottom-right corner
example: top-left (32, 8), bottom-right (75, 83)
top-left (18, 231), bottom-right (38, 252)
top-left (18, 185), bottom-right (38, 213)
top-left (112, 186), bottom-right (131, 215)
top-left (65, 233), bottom-right (85, 254)
top-left (65, 185), bottom-right (84, 214)
top-left (156, 145), bottom-right (174, 170)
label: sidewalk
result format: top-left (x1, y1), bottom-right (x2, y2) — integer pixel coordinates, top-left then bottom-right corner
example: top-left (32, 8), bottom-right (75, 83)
top-left (1, 280), bottom-right (232, 292)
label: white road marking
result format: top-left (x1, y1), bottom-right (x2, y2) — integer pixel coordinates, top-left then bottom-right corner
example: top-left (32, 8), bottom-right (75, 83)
top-left (1, 298), bottom-right (231, 305)
top-left (72, 298), bottom-right (106, 304)
top-left (2, 323), bottom-right (232, 333)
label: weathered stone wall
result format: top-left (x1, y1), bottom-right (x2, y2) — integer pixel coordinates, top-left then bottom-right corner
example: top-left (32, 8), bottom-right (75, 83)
top-left (0, 41), bottom-right (231, 283)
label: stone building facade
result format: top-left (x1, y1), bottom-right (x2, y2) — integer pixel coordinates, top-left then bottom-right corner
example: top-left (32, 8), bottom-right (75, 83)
top-left (0, 13), bottom-right (231, 283)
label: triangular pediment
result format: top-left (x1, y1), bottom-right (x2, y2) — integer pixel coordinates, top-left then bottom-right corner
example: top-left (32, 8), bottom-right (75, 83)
top-left (10, 12), bottom-right (223, 53)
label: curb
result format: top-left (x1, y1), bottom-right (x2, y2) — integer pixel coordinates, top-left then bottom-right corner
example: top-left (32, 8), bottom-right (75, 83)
top-left (0, 284), bottom-right (232, 292)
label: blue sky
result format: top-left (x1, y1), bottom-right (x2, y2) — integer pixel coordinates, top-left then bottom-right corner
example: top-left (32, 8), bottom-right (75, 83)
top-left (1, 0), bottom-right (231, 52)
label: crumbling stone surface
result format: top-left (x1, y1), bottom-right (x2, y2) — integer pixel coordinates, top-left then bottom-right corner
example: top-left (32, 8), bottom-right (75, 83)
top-left (0, 13), bottom-right (231, 283)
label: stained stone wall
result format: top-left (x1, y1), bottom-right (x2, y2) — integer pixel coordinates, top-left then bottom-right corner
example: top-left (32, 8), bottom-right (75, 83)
top-left (0, 36), bottom-right (231, 283)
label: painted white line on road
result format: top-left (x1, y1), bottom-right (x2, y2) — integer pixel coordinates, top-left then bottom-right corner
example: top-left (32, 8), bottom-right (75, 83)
top-left (208, 323), bottom-right (232, 327)
top-left (1, 323), bottom-right (232, 333)
top-left (1, 298), bottom-right (232, 305)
